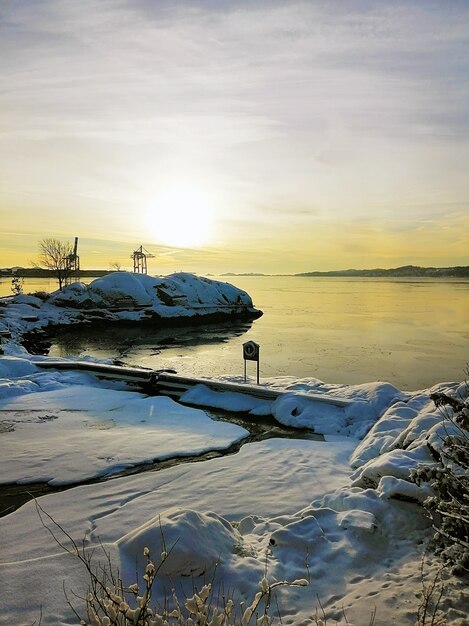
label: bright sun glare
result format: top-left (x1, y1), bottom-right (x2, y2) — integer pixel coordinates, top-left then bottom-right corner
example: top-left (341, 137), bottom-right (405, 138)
top-left (149, 186), bottom-right (215, 248)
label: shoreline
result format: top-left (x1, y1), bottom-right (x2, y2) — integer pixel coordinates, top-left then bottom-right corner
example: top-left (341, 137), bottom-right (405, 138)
top-left (0, 351), bottom-right (467, 624)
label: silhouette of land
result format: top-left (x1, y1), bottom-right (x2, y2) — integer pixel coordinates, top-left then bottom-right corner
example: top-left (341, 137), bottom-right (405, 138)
top-left (296, 264), bottom-right (469, 278)
top-left (0, 267), bottom-right (111, 278)
top-left (1, 265), bottom-right (468, 279)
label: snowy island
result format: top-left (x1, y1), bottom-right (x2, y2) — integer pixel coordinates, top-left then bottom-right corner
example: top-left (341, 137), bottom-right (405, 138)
top-left (0, 271), bottom-right (262, 354)
top-left (0, 273), bottom-right (467, 626)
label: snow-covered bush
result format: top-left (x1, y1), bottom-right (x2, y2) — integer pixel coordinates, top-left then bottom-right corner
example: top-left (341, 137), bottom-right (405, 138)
top-left (11, 276), bottom-right (24, 295)
top-left (79, 545), bottom-right (308, 626)
top-left (36, 502), bottom-right (309, 626)
top-left (36, 501), bottom-right (381, 626)
top-left (413, 387), bottom-right (469, 574)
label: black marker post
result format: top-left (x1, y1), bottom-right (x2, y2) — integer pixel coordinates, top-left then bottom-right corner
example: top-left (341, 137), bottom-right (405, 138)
top-left (243, 341), bottom-right (260, 384)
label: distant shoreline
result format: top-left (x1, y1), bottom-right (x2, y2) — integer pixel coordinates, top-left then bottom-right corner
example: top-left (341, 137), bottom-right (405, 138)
top-left (0, 268), bottom-right (112, 279)
top-left (222, 264), bottom-right (469, 278)
top-left (1, 264), bottom-right (468, 279)
top-left (295, 264), bottom-right (469, 278)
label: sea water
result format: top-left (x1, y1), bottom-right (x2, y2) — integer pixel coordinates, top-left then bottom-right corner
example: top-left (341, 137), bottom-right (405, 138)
top-left (42, 275), bottom-right (469, 391)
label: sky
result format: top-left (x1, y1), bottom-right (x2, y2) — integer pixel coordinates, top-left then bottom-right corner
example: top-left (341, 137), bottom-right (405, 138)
top-left (1, 0), bottom-right (468, 274)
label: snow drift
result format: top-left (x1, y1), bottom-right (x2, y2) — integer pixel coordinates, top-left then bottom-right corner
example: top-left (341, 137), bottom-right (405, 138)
top-left (0, 360), bottom-right (468, 624)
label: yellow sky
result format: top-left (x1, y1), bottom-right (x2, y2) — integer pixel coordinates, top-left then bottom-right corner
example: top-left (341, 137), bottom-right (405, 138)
top-left (1, 1), bottom-right (468, 273)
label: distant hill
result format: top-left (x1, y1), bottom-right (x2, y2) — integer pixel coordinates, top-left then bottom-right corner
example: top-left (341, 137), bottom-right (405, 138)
top-left (221, 272), bottom-right (267, 277)
top-left (296, 265), bottom-right (469, 278)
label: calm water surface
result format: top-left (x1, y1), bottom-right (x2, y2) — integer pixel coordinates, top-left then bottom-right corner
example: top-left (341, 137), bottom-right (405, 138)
top-left (31, 275), bottom-right (468, 391)
top-left (0, 277), bottom-right (65, 297)
top-left (2, 276), bottom-right (468, 390)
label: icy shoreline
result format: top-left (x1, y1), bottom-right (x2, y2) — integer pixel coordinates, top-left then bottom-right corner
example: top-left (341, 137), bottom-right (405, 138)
top-left (0, 351), bottom-right (467, 624)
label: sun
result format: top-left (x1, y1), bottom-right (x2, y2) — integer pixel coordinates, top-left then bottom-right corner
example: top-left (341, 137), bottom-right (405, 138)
top-left (148, 186), bottom-right (215, 248)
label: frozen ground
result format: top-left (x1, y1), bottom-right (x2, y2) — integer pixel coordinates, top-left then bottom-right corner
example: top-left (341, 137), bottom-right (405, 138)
top-left (0, 353), bottom-right (467, 625)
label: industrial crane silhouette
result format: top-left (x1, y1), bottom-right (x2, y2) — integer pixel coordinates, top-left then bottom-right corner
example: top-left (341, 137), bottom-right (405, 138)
top-left (131, 245), bottom-right (155, 274)
top-left (65, 237), bottom-right (80, 285)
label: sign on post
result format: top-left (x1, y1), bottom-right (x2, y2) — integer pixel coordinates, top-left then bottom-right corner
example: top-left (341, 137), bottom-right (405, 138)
top-left (243, 341), bottom-right (260, 384)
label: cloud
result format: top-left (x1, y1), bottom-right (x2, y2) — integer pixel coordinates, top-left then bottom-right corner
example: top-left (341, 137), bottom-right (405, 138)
top-left (3, 0), bottom-right (468, 144)
top-left (1, 1), bottom-right (468, 270)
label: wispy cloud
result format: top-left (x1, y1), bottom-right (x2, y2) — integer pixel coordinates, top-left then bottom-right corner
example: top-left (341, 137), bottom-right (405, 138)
top-left (1, 0), bottom-right (468, 270)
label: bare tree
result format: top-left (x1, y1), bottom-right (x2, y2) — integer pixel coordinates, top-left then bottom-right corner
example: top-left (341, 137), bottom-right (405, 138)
top-left (109, 261), bottom-right (122, 271)
top-left (35, 238), bottom-right (74, 291)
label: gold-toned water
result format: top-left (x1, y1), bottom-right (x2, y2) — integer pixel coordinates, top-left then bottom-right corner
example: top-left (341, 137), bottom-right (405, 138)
top-left (5, 275), bottom-right (468, 390)
top-left (227, 276), bottom-right (469, 389)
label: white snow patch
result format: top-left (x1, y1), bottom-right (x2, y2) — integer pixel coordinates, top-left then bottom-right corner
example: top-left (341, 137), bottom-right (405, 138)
top-left (182, 377), bottom-right (406, 438)
top-left (118, 507), bottom-right (243, 577)
top-left (0, 381), bottom-right (248, 485)
top-left (0, 356), bottom-right (40, 378)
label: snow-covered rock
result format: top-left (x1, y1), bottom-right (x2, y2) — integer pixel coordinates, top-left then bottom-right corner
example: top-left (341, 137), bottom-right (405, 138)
top-left (377, 476), bottom-right (432, 502)
top-left (351, 445), bottom-right (434, 488)
top-left (0, 272), bottom-right (262, 351)
top-left (50, 271), bottom-right (259, 316)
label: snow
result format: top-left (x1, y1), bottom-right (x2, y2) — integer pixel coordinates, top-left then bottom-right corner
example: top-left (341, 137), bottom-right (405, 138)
top-left (118, 507), bottom-right (244, 577)
top-left (0, 372), bottom-right (248, 486)
top-left (0, 356), bottom-right (40, 378)
top-left (349, 380), bottom-right (467, 497)
top-left (377, 476), bottom-right (432, 502)
top-left (182, 377), bottom-right (406, 438)
top-left (0, 351), bottom-right (467, 625)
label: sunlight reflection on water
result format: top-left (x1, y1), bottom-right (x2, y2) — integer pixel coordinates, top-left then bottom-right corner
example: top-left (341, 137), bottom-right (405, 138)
top-left (41, 276), bottom-right (469, 391)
